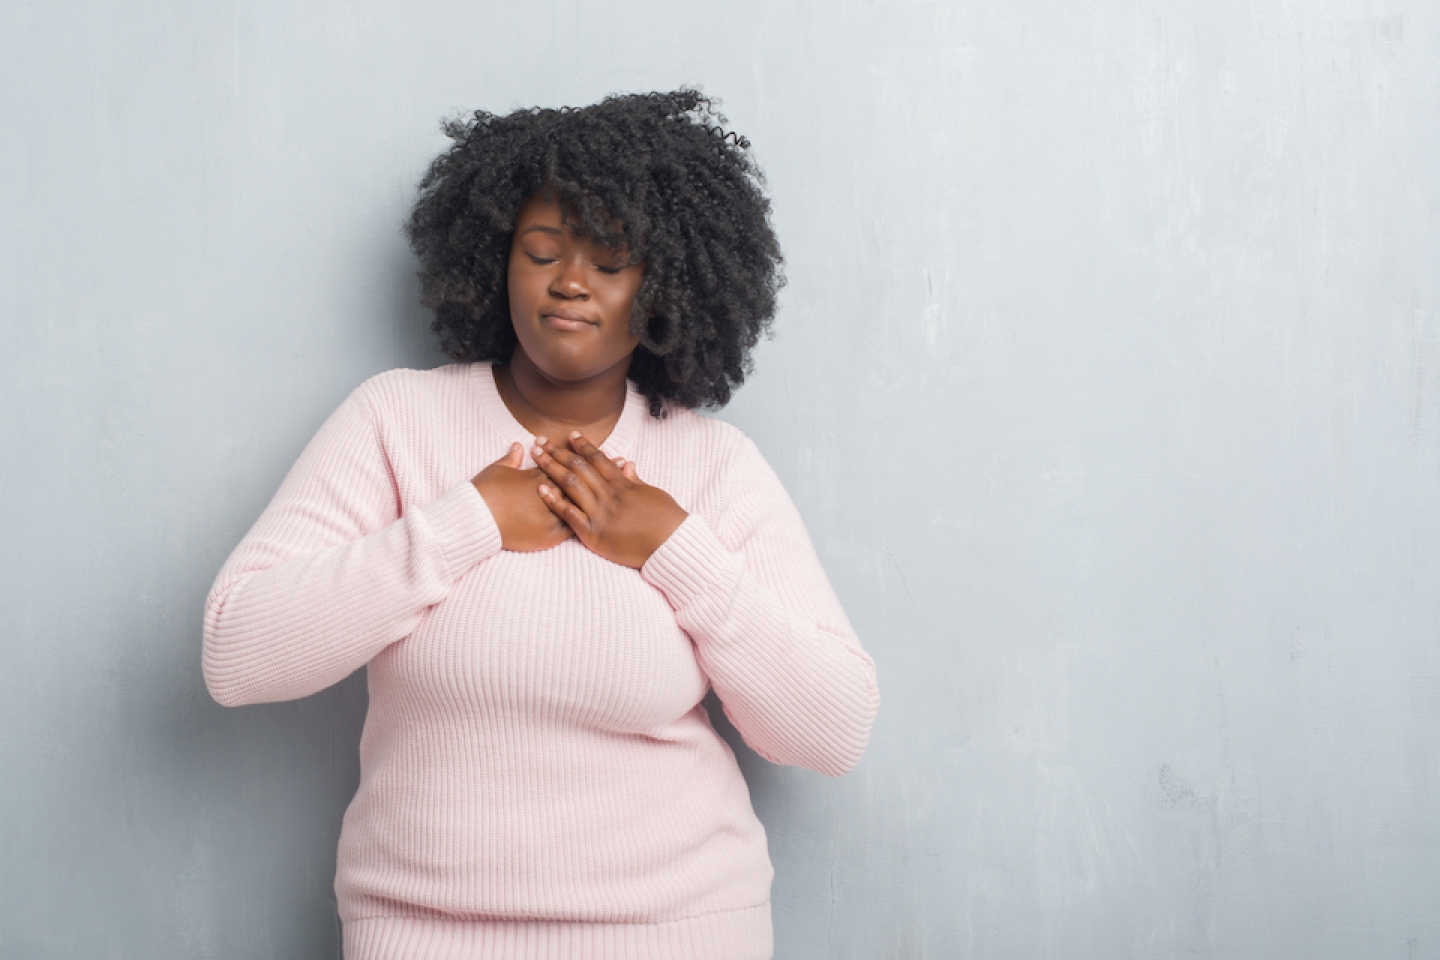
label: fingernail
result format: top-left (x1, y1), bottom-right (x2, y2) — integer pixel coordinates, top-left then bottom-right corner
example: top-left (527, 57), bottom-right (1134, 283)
top-left (532, 446), bottom-right (544, 459)
top-left (535, 436), bottom-right (547, 446)
top-left (538, 484), bottom-right (549, 495)
top-left (615, 458), bottom-right (626, 466)
top-left (570, 431), bottom-right (582, 440)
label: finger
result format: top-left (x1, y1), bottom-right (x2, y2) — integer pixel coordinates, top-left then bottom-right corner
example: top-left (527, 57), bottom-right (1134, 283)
top-left (568, 432), bottom-right (625, 483)
top-left (533, 438), bottom-right (602, 513)
top-left (538, 483), bottom-right (593, 537)
top-left (494, 441), bottom-right (524, 469)
top-left (616, 458), bottom-right (639, 482)
top-left (537, 436), bottom-right (612, 502)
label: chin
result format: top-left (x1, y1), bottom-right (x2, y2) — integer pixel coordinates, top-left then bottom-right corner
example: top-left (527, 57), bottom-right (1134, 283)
top-left (516, 339), bottom-right (631, 385)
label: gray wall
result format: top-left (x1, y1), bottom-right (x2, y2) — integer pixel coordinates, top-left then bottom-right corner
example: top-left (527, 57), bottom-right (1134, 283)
top-left (3, 1), bottom-right (1438, 957)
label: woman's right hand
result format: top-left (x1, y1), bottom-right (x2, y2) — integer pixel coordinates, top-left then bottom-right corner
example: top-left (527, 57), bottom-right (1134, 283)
top-left (472, 442), bottom-right (573, 551)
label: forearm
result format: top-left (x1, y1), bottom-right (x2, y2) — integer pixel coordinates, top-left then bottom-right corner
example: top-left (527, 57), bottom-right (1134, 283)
top-left (203, 483), bottom-right (500, 706)
top-left (643, 514), bottom-right (878, 776)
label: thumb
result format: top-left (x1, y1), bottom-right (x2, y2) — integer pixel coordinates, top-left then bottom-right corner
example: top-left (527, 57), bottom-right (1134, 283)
top-left (496, 441), bottom-right (524, 469)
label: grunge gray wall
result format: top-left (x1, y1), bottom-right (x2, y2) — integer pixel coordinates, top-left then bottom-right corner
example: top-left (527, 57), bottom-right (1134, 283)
top-left (3, 1), bottom-right (1438, 957)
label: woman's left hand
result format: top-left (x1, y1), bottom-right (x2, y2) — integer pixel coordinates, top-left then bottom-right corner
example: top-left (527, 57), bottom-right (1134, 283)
top-left (533, 432), bottom-right (688, 569)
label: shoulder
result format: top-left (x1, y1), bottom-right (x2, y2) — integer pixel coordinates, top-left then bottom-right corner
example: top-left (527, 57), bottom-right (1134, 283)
top-left (637, 405), bottom-right (790, 534)
top-left (639, 403), bottom-right (768, 475)
top-left (338, 364), bottom-right (484, 428)
top-left (354, 364), bottom-right (478, 402)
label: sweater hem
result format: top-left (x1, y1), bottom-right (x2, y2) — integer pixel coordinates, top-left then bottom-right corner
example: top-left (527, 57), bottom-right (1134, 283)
top-left (342, 903), bottom-right (773, 960)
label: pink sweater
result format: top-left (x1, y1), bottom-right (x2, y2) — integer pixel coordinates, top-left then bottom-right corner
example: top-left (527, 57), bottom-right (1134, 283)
top-left (203, 363), bottom-right (878, 960)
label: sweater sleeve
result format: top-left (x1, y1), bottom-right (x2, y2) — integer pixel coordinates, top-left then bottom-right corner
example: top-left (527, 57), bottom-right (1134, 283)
top-left (202, 382), bottom-right (503, 707)
top-left (640, 436), bottom-right (878, 777)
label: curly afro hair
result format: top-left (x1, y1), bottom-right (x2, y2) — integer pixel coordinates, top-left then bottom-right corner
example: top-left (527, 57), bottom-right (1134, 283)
top-left (404, 89), bottom-right (785, 416)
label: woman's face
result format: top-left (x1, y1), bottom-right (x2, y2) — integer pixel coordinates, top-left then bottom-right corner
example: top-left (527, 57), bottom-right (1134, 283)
top-left (506, 190), bottom-right (643, 385)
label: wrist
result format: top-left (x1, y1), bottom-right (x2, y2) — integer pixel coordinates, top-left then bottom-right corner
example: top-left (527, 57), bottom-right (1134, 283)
top-left (637, 505), bottom-right (688, 567)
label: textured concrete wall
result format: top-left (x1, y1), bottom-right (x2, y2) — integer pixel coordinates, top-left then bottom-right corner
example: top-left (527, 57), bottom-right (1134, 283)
top-left (3, 1), bottom-right (1438, 957)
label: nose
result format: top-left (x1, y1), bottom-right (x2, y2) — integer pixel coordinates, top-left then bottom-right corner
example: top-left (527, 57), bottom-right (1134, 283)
top-left (549, 254), bottom-right (590, 300)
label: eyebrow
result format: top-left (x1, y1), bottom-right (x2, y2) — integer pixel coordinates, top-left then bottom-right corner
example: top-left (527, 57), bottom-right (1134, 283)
top-left (517, 222), bottom-right (633, 260)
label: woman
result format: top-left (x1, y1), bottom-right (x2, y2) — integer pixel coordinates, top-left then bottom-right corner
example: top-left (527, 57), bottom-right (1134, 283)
top-left (203, 90), bottom-right (877, 960)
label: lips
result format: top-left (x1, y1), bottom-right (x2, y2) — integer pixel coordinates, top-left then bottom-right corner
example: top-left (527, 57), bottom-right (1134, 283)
top-left (541, 308), bottom-right (597, 332)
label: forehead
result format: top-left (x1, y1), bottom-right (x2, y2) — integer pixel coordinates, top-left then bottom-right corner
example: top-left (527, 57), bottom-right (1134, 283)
top-left (513, 191), bottom-right (566, 231)
top-left (513, 190), bottom-right (627, 248)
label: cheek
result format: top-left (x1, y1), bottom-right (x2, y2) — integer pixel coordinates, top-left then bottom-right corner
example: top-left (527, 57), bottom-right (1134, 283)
top-left (505, 256), bottom-right (524, 305)
top-left (615, 276), bottom-right (645, 326)
top-left (506, 260), bottom-right (541, 327)
top-left (611, 294), bottom-right (643, 344)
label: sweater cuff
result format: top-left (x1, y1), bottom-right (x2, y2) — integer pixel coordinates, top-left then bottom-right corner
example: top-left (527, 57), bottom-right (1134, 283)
top-left (640, 513), bottom-right (742, 610)
top-left (416, 481), bottom-right (503, 578)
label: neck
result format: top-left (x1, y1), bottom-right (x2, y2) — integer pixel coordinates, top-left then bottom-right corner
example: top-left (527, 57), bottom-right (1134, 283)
top-left (495, 350), bottom-right (630, 443)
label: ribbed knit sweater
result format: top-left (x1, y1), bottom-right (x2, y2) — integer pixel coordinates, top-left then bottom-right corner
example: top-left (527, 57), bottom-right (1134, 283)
top-left (202, 363), bottom-right (878, 960)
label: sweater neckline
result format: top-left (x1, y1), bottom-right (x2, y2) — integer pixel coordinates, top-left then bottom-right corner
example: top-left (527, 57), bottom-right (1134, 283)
top-left (474, 362), bottom-right (645, 466)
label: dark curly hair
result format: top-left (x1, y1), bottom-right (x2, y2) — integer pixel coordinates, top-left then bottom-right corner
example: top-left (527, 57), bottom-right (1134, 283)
top-left (404, 89), bottom-right (784, 416)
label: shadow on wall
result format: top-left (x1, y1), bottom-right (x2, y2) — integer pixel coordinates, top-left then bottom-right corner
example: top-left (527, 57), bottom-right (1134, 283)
top-left (703, 691), bottom-right (780, 806)
top-left (185, 671), bottom-right (367, 954)
top-left (386, 239), bottom-right (448, 374)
